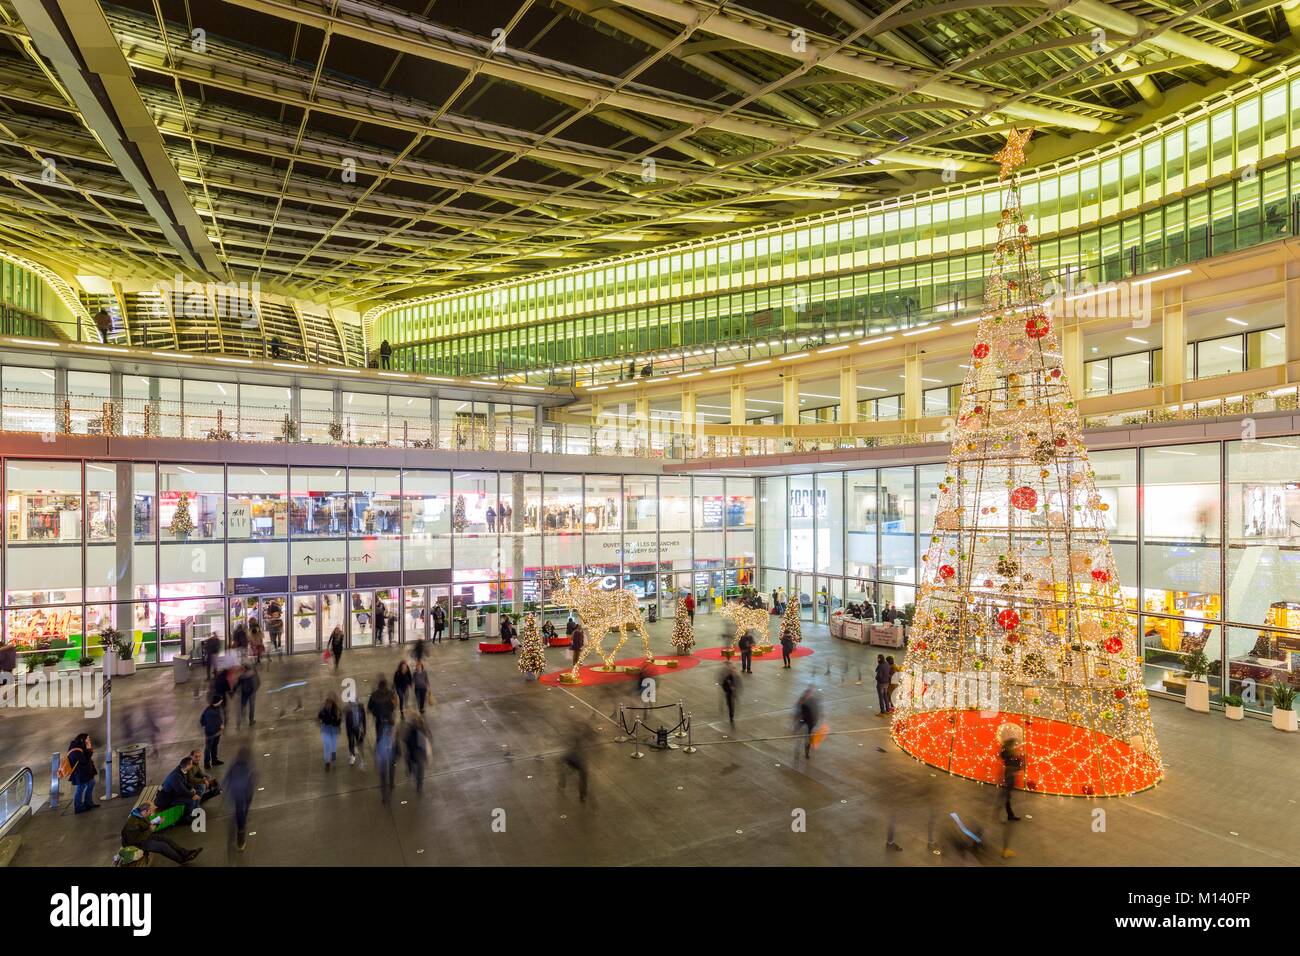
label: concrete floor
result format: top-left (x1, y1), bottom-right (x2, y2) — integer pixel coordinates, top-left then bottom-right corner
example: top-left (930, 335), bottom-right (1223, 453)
top-left (2, 614), bottom-right (1296, 867)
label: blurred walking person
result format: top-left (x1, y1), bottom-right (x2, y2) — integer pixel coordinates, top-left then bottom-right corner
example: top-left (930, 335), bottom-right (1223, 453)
top-left (235, 664), bottom-right (259, 729)
top-left (402, 713), bottom-right (430, 794)
top-left (318, 693), bottom-right (342, 770)
top-left (328, 626), bottom-right (345, 671)
top-left (224, 745), bottom-right (255, 855)
top-left (413, 661), bottom-right (430, 713)
top-left (794, 686), bottom-right (823, 760)
top-left (558, 726), bottom-right (589, 803)
top-left (345, 695), bottom-right (367, 767)
top-left (393, 660), bottom-right (413, 719)
top-left (720, 663), bottom-right (739, 726)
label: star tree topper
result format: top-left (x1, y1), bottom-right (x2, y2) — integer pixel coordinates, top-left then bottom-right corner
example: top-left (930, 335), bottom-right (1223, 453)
top-left (994, 127), bottom-right (1032, 181)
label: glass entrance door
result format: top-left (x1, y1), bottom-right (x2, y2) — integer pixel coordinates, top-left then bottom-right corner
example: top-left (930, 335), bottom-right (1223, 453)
top-left (291, 593), bottom-right (321, 653)
top-left (795, 572), bottom-right (815, 623)
top-left (349, 590), bottom-right (375, 646)
top-left (403, 587), bottom-right (428, 642)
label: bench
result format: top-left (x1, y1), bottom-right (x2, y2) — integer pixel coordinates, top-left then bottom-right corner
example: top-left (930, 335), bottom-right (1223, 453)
top-left (131, 784), bottom-right (184, 831)
top-left (546, 636), bottom-right (572, 647)
top-left (478, 642), bottom-right (513, 654)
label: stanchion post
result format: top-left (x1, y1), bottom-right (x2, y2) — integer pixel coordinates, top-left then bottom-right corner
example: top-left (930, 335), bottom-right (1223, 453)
top-left (674, 700), bottom-right (688, 738)
top-left (682, 713), bottom-right (697, 753)
top-left (614, 702), bottom-right (629, 742)
top-left (50, 752), bottom-right (60, 808)
top-left (629, 717), bottom-right (644, 759)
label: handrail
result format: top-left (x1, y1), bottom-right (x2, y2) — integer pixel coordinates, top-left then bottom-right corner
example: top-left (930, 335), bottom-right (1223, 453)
top-left (0, 766), bottom-right (34, 840)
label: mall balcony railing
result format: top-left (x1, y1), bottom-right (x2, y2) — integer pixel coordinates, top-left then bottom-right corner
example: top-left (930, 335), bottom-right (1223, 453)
top-left (5, 375), bottom-right (1295, 464)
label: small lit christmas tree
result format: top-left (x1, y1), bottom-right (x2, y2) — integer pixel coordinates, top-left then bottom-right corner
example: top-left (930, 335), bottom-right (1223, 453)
top-left (517, 613), bottom-right (546, 678)
top-left (169, 492), bottom-right (194, 539)
top-left (453, 494), bottom-right (467, 533)
top-left (780, 598), bottom-right (802, 644)
top-left (670, 598), bottom-right (695, 654)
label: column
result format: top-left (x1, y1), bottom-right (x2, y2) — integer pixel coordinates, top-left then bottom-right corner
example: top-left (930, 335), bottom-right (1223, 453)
top-left (113, 462), bottom-right (135, 638)
top-left (1162, 294), bottom-right (1186, 393)
top-left (902, 354), bottom-right (922, 421)
top-left (1061, 326), bottom-right (1085, 400)
top-left (1284, 260), bottom-right (1300, 364)
top-left (729, 380), bottom-right (746, 426)
top-left (782, 376), bottom-right (799, 426)
top-left (839, 364), bottom-right (857, 424)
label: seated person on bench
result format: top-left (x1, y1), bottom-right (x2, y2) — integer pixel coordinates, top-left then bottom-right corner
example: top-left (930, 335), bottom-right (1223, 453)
top-left (183, 749), bottom-right (222, 802)
top-left (121, 802), bottom-right (201, 865)
top-left (155, 756), bottom-right (202, 820)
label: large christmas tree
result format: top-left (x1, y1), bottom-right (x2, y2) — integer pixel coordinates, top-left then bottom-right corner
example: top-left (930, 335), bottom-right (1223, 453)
top-left (670, 598), bottom-right (695, 654)
top-left (890, 129), bottom-right (1163, 798)
top-left (517, 613), bottom-right (546, 678)
top-left (169, 492), bottom-right (194, 539)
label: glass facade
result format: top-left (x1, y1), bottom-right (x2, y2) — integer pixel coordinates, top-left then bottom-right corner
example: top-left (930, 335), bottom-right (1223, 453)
top-left (2, 457), bottom-right (754, 673)
top-left (759, 434), bottom-right (1300, 716)
top-left (376, 63), bottom-right (1300, 377)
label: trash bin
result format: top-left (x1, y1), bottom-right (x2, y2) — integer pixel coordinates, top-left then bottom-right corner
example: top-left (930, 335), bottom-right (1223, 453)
top-left (118, 744), bottom-right (146, 798)
top-left (173, 654), bottom-right (192, 684)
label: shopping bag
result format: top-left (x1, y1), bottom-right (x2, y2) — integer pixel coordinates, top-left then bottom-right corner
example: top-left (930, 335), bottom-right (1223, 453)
top-left (810, 722), bottom-right (829, 750)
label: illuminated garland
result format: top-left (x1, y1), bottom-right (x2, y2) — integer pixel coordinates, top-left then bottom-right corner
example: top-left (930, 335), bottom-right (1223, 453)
top-left (890, 129), bottom-right (1164, 798)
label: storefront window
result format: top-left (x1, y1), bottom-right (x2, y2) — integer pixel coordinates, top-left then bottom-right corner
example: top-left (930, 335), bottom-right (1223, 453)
top-left (400, 469), bottom-right (451, 572)
top-left (879, 466), bottom-right (916, 585)
top-left (85, 462), bottom-right (156, 605)
top-left (6, 459), bottom-right (82, 607)
top-left (760, 476), bottom-right (787, 570)
top-left (789, 474), bottom-right (814, 572)
top-left (815, 472), bottom-right (843, 575)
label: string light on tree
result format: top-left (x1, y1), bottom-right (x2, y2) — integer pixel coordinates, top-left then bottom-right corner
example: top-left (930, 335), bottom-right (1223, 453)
top-left (516, 613), bottom-right (546, 679)
top-left (781, 599), bottom-right (802, 645)
top-left (890, 128), bottom-right (1163, 798)
top-left (670, 597), bottom-right (695, 655)
top-left (169, 491), bottom-right (194, 539)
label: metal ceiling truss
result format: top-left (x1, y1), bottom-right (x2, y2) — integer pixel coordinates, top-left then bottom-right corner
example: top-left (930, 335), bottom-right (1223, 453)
top-left (0, 0), bottom-right (1288, 307)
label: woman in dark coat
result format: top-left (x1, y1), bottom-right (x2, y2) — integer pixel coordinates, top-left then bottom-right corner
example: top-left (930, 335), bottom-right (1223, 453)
top-left (68, 733), bottom-right (98, 813)
top-left (328, 626), bottom-right (345, 671)
top-left (393, 660), bottom-right (414, 718)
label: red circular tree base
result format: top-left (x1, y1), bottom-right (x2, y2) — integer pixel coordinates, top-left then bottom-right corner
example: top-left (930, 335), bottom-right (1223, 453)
top-left (539, 655), bottom-right (701, 686)
top-left (693, 645), bottom-right (814, 663)
top-left (892, 709), bottom-right (1162, 797)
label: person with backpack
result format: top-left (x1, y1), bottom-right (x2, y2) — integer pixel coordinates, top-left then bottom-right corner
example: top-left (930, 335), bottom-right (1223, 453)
top-left (65, 733), bottom-right (98, 813)
top-left (684, 592), bottom-right (696, 622)
top-left (318, 694), bottom-right (342, 771)
top-left (379, 339), bottom-right (393, 369)
top-left (432, 603), bottom-right (446, 642)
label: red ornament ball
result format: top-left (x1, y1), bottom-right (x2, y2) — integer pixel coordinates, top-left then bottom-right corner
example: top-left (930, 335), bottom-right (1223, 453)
top-left (1054, 436), bottom-right (1067, 448)
top-left (1018, 224), bottom-right (1028, 234)
top-left (1091, 568), bottom-right (1111, 583)
top-left (1114, 688), bottom-right (1127, 700)
top-left (1025, 315), bottom-right (1050, 339)
top-left (997, 608), bottom-right (1021, 631)
top-left (972, 342), bottom-right (990, 359)
top-left (939, 564), bottom-right (956, 580)
top-left (1050, 368), bottom-right (1062, 379)
top-left (1103, 636), bottom-right (1123, 655)
top-left (1009, 486), bottom-right (1038, 511)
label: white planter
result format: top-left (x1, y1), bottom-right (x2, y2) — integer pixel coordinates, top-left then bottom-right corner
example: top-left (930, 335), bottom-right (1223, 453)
top-left (485, 612), bottom-right (499, 638)
top-left (1272, 708), bottom-right (1298, 732)
top-left (1184, 678), bottom-right (1211, 713)
top-left (1224, 704), bottom-right (1244, 720)
top-left (115, 658), bottom-right (135, 676)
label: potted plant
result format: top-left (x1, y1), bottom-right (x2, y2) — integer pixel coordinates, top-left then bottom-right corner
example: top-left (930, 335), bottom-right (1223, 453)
top-left (23, 643), bottom-right (48, 683)
top-left (1183, 650), bottom-right (1211, 713)
top-left (101, 626), bottom-right (135, 677)
top-left (1272, 682), bottom-right (1297, 732)
top-left (483, 604), bottom-right (500, 639)
top-left (77, 654), bottom-right (95, 673)
top-left (1222, 693), bottom-right (1244, 721)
